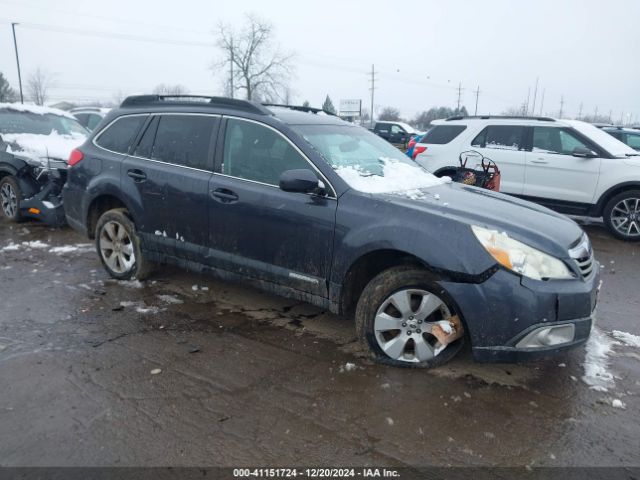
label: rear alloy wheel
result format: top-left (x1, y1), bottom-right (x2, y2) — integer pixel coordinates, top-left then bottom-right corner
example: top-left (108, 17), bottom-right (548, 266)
top-left (95, 208), bottom-right (152, 280)
top-left (356, 266), bottom-right (464, 368)
top-left (603, 190), bottom-right (640, 241)
top-left (0, 176), bottom-right (22, 222)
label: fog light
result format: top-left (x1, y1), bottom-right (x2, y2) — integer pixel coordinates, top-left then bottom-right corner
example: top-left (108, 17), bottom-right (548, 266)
top-left (516, 324), bottom-right (575, 349)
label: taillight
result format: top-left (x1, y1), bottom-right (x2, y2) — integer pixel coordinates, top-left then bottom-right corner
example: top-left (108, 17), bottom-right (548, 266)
top-left (68, 149), bottom-right (84, 166)
top-left (412, 145), bottom-right (427, 159)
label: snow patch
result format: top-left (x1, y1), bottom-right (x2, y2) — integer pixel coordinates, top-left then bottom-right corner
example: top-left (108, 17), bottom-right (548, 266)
top-left (157, 294), bottom-right (183, 305)
top-left (118, 280), bottom-right (144, 289)
top-left (436, 320), bottom-right (453, 334)
top-left (135, 305), bottom-right (162, 314)
top-left (611, 330), bottom-right (640, 348)
top-left (0, 102), bottom-right (76, 119)
top-left (335, 158), bottom-right (447, 194)
top-left (582, 327), bottom-right (619, 392)
top-left (611, 399), bottom-right (626, 409)
top-left (4, 131), bottom-right (86, 165)
top-left (339, 362), bottom-right (357, 373)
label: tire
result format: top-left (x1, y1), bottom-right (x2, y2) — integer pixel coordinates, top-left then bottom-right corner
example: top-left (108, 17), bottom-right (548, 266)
top-left (0, 176), bottom-right (23, 222)
top-left (355, 265), bottom-right (464, 368)
top-left (603, 190), bottom-right (640, 241)
top-left (95, 208), bottom-right (153, 280)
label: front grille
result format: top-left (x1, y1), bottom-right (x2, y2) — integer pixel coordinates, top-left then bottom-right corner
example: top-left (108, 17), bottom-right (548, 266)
top-left (569, 234), bottom-right (594, 278)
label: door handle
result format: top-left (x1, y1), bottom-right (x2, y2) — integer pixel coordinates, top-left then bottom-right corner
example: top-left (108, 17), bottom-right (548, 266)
top-left (127, 169), bottom-right (147, 182)
top-left (210, 188), bottom-right (239, 203)
top-left (530, 159), bottom-right (549, 164)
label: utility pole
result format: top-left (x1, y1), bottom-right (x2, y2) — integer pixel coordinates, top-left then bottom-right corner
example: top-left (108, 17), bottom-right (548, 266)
top-left (369, 64), bottom-right (377, 128)
top-left (229, 38), bottom-right (234, 98)
top-left (525, 88), bottom-right (530, 116)
top-left (474, 86), bottom-right (480, 115)
top-left (578, 102), bottom-right (583, 119)
top-left (531, 77), bottom-right (539, 116)
top-left (559, 95), bottom-right (565, 119)
top-left (539, 88), bottom-right (545, 116)
top-left (11, 23), bottom-right (24, 104)
top-left (608, 110), bottom-right (613, 123)
top-left (455, 82), bottom-right (463, 112)
top-left (594, 106), bottom-right (598, 119)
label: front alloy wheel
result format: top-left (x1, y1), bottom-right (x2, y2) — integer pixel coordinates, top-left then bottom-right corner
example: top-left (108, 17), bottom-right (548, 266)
top-left (356, 266), bottom-right (464, 368)
top-left (374, 289), bottom-right (453, 363)
top-left (604, 190), bottom-right (640, 241)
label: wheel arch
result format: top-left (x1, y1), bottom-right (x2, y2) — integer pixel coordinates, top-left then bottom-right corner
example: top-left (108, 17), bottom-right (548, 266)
top-left (592, 182), bottom-right (640, 216)
top-left (86, 194), bottom-right (133, 239)
top-left (338, 249), bottom-right (431, 317)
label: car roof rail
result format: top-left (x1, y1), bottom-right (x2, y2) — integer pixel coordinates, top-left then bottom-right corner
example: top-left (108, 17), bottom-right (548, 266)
top-left (120, 95), bottom-right (271, 115)
top-left (445, 115), bottom-right (556, 122)
top-left (262, 103), bottom-right (337, 117)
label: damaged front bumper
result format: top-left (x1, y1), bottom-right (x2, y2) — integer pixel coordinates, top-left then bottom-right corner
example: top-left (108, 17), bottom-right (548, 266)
top-left (439, 264), bottom-right (600, 363)
top-left (20, 190), bottom-right (67, 227)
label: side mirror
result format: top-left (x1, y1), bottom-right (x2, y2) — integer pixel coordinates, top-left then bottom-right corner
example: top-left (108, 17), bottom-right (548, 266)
top-left (572, 146), bottom-right (597, 158)
top-left (279, 169), bottom-right (323, 194)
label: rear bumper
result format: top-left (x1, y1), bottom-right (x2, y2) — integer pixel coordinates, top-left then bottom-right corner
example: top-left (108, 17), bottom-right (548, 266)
top-left (439, 265), bottom-right (600, 363)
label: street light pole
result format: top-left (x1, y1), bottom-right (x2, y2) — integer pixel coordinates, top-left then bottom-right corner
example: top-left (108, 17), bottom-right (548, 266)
top-left (11, 23), bottom-right (24, 104)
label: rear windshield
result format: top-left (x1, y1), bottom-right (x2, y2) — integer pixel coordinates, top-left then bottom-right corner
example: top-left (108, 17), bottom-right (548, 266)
top-left (420, 125), bottom-right (466, 144)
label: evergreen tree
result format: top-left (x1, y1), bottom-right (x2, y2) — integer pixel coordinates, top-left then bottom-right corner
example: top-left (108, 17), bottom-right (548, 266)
top-left (0, 72), bottom-right (17, 103)
top-left (302, 100), bottom-right (310, 108)
top-left (322, 95), bottom-right (336, 114)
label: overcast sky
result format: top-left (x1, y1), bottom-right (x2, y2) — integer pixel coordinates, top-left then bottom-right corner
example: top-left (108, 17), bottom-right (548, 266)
top-left (1, 0), bottom-right (639, 122)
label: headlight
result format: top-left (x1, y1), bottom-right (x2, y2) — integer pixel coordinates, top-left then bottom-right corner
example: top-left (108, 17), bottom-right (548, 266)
top-left (471, 225), bottom-right (574, 280)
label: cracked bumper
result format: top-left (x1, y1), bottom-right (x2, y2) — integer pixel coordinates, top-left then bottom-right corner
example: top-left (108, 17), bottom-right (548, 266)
top-left (439, 265), bottom-right (600, 363)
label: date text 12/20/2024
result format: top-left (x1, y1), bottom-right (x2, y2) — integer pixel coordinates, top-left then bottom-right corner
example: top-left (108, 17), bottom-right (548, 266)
top-left (233, 468), bottom-right (400, 478)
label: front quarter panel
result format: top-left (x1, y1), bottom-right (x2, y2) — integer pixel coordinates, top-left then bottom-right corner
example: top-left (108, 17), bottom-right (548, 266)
top-left (331, 190), bottom-right (496, 285)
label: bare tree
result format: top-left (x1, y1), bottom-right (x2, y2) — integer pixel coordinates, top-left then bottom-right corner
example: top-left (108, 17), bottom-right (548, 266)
top-left (26, 68), bottom-right (55, 106)
top-left (215, 14), bottom-right (294, 101)
top-left (378, 106), bottom-right (401, 121)
top-left (153, 84), bottom-right (190, 95)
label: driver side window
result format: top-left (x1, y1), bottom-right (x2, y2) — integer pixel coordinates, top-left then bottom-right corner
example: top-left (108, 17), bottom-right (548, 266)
top-left (533, 127), bottom-right (590, 155)
top-left (222, 118), bottom-right (312, 186)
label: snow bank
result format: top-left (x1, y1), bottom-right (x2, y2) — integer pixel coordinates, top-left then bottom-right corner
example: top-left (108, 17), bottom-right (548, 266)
top-left (582, 327), bottom-right (618, 392)
top-left (0, 102), bottom-right (75, 119)
top-left (4, 131), bottom-right (86, 165)
top-left (611, 330), bottom-right (640, 348)
top-left (2, 240), bottom-right (48, 251)
top-left (335, 158), bottom-right (447, 194)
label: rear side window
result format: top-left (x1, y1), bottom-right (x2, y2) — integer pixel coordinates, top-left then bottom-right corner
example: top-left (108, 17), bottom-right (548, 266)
top-left (95, 115), bottom-right (146, 154)
top-left (421, 125), bottom-right (467, 144)
top-left (471, 125), bottom-right (525, 151)
top-left (74, 113), bottom-right (88, 127)
top-left (87, 114), bottom-right (102, 131)
top-left (150, 115), bottom-right (215, 170)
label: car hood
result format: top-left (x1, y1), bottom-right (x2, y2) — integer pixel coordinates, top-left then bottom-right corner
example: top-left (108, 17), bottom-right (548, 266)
top-left (2, 131), bottom-right (86, 167)
top-left (382, 183), bottom-right (584, 259)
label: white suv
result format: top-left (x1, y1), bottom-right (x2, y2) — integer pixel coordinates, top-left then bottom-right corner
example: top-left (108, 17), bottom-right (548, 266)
top-left (414, 116), bottom-right (640, 241)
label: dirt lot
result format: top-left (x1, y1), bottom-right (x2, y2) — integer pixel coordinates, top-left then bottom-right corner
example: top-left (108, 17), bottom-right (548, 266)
top-left (0, 217), bottom-right (639, 468)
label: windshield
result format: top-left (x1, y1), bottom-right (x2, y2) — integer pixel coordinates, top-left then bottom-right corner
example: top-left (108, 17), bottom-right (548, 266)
top-left (291, 124), bottom-right (446, 193)
top-left (0, 110), bottom-right (88, 136)
top-left (564, 119), bottom-right (638, 157)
